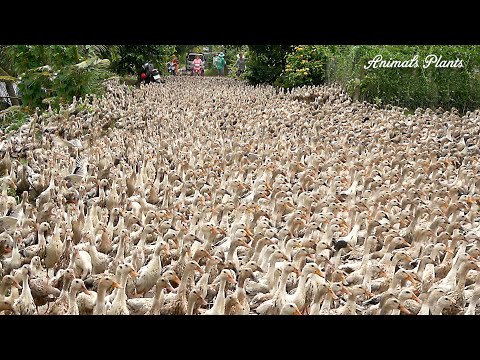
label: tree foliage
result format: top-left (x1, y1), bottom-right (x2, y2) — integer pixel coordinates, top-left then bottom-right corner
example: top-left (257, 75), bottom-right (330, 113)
top-left (244, 45), bottom-right (293, 85)
top-left (4, 45), bottom-right (112, 111)
top-left (111, 45), bottom-right (176, 75)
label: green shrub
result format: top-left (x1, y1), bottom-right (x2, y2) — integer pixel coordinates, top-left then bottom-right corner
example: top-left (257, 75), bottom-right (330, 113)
top-left (6, 46), bottom-right (112, 112)
top-left (245, 45), bottom-right (293, 85)
top-left (283, 45), bottom-right (333, 88)
top-left (329, 45), bottom-right (480, 113)
top-left (0, 106), bottom-right (28, 134)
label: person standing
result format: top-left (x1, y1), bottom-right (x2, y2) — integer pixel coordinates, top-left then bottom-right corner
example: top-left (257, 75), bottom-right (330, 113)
top-left (215, 52), bottom-right (226, 76)
top-left (235, 52), bottom-right (247, 78)
top-left (172, 55), bottom-right (179, 75)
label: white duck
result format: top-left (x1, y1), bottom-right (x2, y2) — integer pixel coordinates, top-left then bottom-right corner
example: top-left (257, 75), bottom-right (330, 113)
top-left (106, 262), bottom-right (137, 315)
top-left (286, 262), bottom-right (324, 311)
top-left (12, 265), bottom-right (35, 315)
top-left (134, 240), bottom-right (169, 296)
top-left (204, 269), bottom-right (237, 315)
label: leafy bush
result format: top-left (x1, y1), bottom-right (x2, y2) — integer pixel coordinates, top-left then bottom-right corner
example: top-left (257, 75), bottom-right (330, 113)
top-left (5, 45), bottom-right (112, 111)
top-left (0, 106), bottom-right (28, 134)
top-left (244, 45), bottom-right (293, 85)
top-left (283, 45), bottom-right (334, 87)
top-left (112, 45), bottom-right (176, 76)
top-left (329, 45), bottom-right (480, 112)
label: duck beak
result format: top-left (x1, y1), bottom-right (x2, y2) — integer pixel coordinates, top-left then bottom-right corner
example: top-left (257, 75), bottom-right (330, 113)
top-left (411, 293), bottom-right (421, 303)
top-left (166, 282), bottom-right (176, 293)
top-left (111, 281), bottom-right (122, 289)
top-left (328, 288), bottom-right (339, 300)
top-left (284, 202), bottom-right (295, 210)
top-left (242, 239), bottom-right (252, 248)
top-left (12, 280), bottom-right (22, 289)
top-left (196, 265), bottom-right (204, 274)
top-left (129, 269), bottom-right (138, 278)
top-left (401, 239), bottom-right (411, 247)
top-left (245, 227), bottom-right (254, 238)
top-left (293, 267), bottom-right (301, 276)
top-left (172, 275), bottom-right (182, 285)
top-left (406, 274), bottom-right (417, 284)
top-left (399, 304), bottom-right (411, 315)
top-left (342, 287), bottom-right (352, 296)
top-left (314, 269), bottom-right (325, 277)
top-left (293, 308), bottom-right (301, 315)
top-left (81, 286), bottom-right (91, 295)
top-left (365, 289), bottom-right (374, 298)
top-left (162, 246), bottom-right (171, 256)
top-left (198, 295), bottom-right (208, 306)
top-left (227, 274), bottom-right (237, 285)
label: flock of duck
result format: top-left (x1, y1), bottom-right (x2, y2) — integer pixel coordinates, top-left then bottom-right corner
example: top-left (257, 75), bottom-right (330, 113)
top-left (1, 76), bottom-right (480, 315)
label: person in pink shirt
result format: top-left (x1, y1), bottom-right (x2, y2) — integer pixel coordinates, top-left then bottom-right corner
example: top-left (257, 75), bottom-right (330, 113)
top-left (192, 54), bottom-right (203, 76)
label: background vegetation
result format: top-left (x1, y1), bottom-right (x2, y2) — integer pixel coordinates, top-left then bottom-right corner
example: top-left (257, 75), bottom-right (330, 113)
top-left (245, 45), bottom-right (480, 113)
top-left (1, 45), bottom-right (479, 136)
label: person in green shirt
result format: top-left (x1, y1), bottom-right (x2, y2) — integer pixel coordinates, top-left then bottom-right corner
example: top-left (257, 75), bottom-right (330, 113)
top-left (214, 52), bottom-right (226, 76)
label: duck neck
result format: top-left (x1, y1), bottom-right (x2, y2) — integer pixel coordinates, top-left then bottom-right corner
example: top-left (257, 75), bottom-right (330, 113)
top-left (274, 270), bottom-right (290, 299)
top-left (311, 287), bottom-right (327, 314)
top-left (177, 268), bottom-right (192, 297)
top-left (68, 286), bottom-right (79, 311)
top-left (0, 280), bottom-right (9, 298)
top-left (379, 302), bottom-right (395, 315)
top-left (444, 258), bottom-right (464, 284)
top-left (89, 244), bottom-right (101, 265)
top-left (186, 293), bottom-right (198, 315)
top-left (38, 229), bottom-right (47, 248)
top-left (139, 230), bottom-right (149, 248)
top-left (94, 284), bottom-right (109, 315)
top-left (293, 253), bottom-right (307, 270)
top-left (210, 276), bottom-right (228, 314)
top-left (320, 291), bottom-right (335, 313)
top-left (113, 237), bottom-right (126, 263)
top-left (197, 266), bottom-right (213, 289)
top-left (332, 249), bottom-right (344, 269)
top-left (389, 255), bottom-right (403, 276)
top-left (388, 274), bottom-right (402, 292)
top-left (292, 273), bottom-right (307, 299)
top-left (455, 265), bottom-right (470, 293)
top-left (431, 301), bottom-right (446, 315)
top-left (362, 267), bottom-right (374, 291)
top-left (359, 243), bottom-right (373, 275)
top-left (265, 257), bottom-right (280, 285)
top-left (253, 241), bottom-right (269, 264)
top-left (150, 285), bottom-right (166, 315)
top-left (465, 293), bottom-right (480, 315)
top-left (20, 272), bottom-right (30, 298)
top-left (226, 243), bottom-right (239, 262)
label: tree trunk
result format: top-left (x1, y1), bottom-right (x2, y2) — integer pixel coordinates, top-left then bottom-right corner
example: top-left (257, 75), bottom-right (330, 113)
top-left (0, 67), bottom-right (19, 106)
top-left (5, 81), bottom-right (19, 106)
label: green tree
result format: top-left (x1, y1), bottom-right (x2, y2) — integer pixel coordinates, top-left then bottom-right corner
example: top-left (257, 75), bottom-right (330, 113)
top-left (4, 45), bottom-right (113, 111)
top-left (245, 45), bottom-right (293, 85)
top-left (112, 45), bottom-right (176, 75)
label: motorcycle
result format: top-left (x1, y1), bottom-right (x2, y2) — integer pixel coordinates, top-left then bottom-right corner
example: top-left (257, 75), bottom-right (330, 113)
top-left (168, 61), bottom-right (176, 75)
top-left (140, 62), bottom-right (162, 84)
top-left (192, 61), bottom-right (203, 76)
